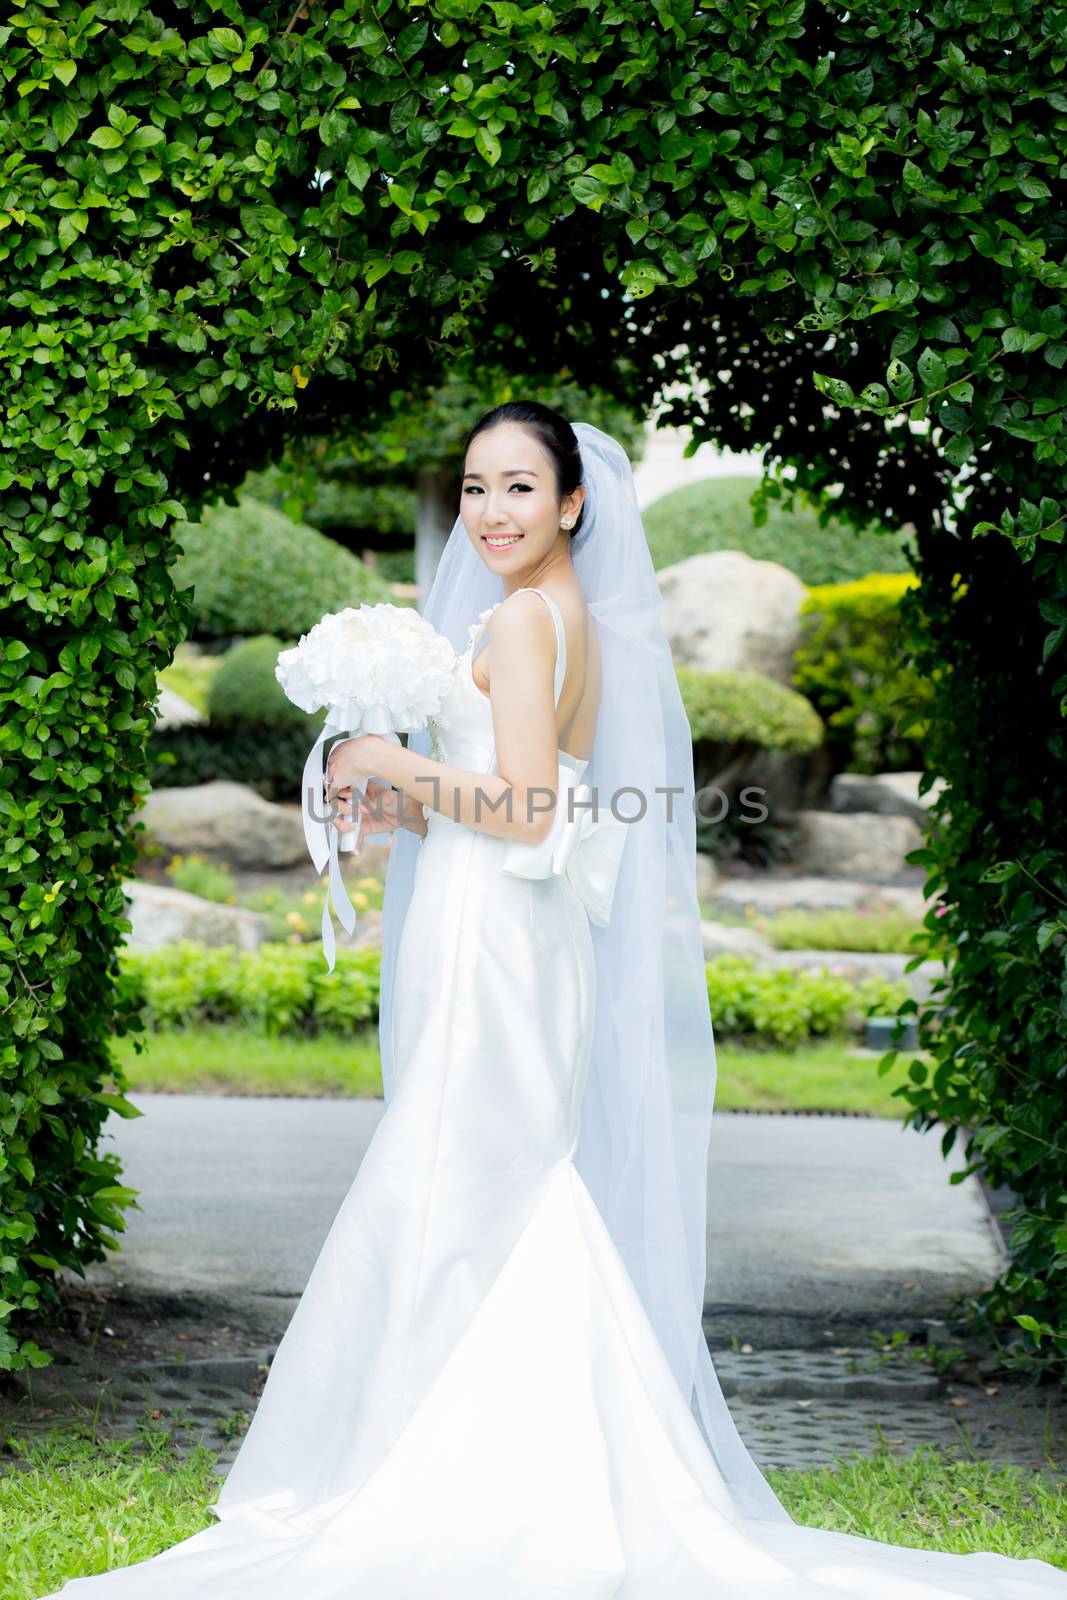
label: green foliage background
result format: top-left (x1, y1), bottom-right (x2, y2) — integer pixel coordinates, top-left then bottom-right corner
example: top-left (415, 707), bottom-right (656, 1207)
top-left (792, 574), bottom-right (934, 773)
top-left (1, 0), bottom-right (1066, 1373)
top-left (644, 476), bottom-right (914, 583)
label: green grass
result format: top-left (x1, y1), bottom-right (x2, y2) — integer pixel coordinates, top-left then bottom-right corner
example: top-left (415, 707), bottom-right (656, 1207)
top-left (700, 903), bottom-right (928, 956)
top-left (2, 1430), bottom-right (1063, 1596)
top-left (0, 1427), bottom-right (220, 1600)
top-left (768, 1444), bottom-right (1067, 1567)
top-left (111, 1027), bottom-right (911, 1115)
top-left (113, 1023), bottom-right (384, 1097)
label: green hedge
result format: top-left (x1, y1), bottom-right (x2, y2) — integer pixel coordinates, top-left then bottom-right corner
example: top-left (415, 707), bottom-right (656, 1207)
top-left (207, 634), bottom-right (314, 728)
top-left (644, 478), bottom-right (914, 583)
top-left (147, 723), bottom-right (322, 805)
top-left (706, 954), bottom-right (909, 1050)
top-left (676, 666), bottom-right (823, 756)
top-left (113, 939), bottom-right (905, 1054)
top-left (792, 575), bottom-right (934, 774)
top-left (172, 498), bottom-right (393, 642)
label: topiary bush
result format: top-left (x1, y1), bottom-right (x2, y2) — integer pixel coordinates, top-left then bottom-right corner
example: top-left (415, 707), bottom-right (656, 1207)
top-left (207, 635), bottom-right (315, 729)
top-left (792, 575), bottom-right (934, 775)
top-left (676, 666), bottom-right (824, 760)
top-left (645, 478), bottom-right (915, 583)
top-left (172, 499), bottom-right (393, 642)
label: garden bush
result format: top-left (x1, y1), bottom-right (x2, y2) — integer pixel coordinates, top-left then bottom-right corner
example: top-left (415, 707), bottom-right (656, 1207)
top-left (113, 940), bottom-right (903, 1054)
top-left (706, 955), bottom-right (910, 1050)
top-left (117, 941), bottom-right (381, 1037)
top-left (644, 477), bottom-right (914, 583)
top-left (792, 576), bottom-right (933, 774)
top-left (207, 635), bottom-right (317, 730)
top-left (677, 666), bottom-right (824, 761)
top-left (172, 498), bottom-right (393, 643)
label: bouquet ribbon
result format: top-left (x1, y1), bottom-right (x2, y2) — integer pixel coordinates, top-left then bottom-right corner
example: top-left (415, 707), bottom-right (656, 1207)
top-left (301, 708), bottom-right (402, 972)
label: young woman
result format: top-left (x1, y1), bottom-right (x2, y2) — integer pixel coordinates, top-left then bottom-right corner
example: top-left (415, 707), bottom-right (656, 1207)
top-left (42, 405), bottom-right (1067, 1597)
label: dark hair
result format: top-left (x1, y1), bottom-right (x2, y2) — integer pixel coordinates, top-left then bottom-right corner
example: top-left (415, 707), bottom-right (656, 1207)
top-left (460, 401), bottom-right (585, 537)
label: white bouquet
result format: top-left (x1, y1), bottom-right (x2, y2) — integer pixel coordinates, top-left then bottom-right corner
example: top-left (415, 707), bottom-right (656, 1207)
top-left (275, 602), bottom-right (457, 969)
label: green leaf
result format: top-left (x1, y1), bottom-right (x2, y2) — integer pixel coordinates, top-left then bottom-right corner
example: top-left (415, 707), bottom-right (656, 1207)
top-left (87, 126), bottom-right (124, 149)
top-left (51, 101), bottom-right (79, 146)
top-left (474, 127), bottom-right (501, 167)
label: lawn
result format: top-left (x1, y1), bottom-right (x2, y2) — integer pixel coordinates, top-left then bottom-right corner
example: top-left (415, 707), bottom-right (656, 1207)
top-left (110, 1026), bottom-right (914, 1117)
top-left (4, 1429), bottom-right (1063, 1599)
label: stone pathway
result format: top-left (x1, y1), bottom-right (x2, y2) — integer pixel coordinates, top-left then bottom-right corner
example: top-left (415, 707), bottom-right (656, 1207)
top-left (6, 1342), bottom-right (1063, 1483)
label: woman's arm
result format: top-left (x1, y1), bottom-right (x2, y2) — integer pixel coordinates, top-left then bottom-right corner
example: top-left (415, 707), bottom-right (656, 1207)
top-left (333, 595), bottom-right (561, 846)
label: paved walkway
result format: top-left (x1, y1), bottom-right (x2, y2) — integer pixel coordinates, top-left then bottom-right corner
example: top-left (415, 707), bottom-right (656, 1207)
top-left (89, 1096), bottom-right (1004, 1338)
top-left (7, 1097), bottom-right (1065, 1479)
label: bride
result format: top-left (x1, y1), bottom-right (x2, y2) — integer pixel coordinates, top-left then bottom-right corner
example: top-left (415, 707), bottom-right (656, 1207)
top-left (41, 406), bottom-right (1067, 1596)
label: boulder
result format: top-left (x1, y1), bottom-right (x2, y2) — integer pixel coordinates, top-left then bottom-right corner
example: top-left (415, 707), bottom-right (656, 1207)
top-left (701, 921), bottom-right (775, 963)
top-left (830, 771), bottom-right (945, 825)
top-left (153, 686), bottom-right (204, 729)
top-left (789, 811), bottom-right (924, 881)
top-left (122, 881), bottom-right (272, 952)
top-left (708, 876), bottom-right (928, 921)
top-left (658, 550), bottom-right (807, 685)
top-left (140, 781), bottom-right (307, 869)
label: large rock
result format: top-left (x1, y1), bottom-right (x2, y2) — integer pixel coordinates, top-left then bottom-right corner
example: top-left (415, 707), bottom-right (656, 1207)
top-left (658, 550), bottom-right (807, 684)
top-left (790, 811), bottom-right (924, 881)
top-left (123, 881), bottom-right (273, 952)
top-left (764, 949), bottom-right (946, 1006)
top-left (701, 921), bottom-right (775, 963)
top-left (709, 876), bottom-right (928, 921)
top-left (140, 781), bottom-right (307, 868)
top-left (830, 771), bottom-right (945, 824)
top-left (153, 686), bottom-right (204, 730)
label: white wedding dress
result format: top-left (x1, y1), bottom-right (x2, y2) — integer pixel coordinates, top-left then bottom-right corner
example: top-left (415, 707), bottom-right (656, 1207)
top-left (42, 587), bottom-right (1067, 1598)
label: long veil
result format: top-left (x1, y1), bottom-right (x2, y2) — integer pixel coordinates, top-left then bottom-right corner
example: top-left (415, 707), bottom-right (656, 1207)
top-left (377, 422), bottom-right (791, 1524)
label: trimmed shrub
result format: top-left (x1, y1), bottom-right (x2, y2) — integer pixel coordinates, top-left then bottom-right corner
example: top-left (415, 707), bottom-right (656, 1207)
top-left (644, 478), bottom-right (914, 583)
top-left (676, 667), bottom-right (823, 757)
top-left (707, 954), bottom-right (909, 1050)
top-left (792, 575), bottom-right (933, 774)
top-left (207, 635), bottom-right (316, 729)
top-left (172, 498), bottom-right (393, 642)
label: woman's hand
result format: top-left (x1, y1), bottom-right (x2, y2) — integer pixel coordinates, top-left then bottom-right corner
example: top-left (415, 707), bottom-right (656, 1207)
top-left (333, 779), bottom-right (426, 844)
top-left (324, 734), bottom-right (383, 809)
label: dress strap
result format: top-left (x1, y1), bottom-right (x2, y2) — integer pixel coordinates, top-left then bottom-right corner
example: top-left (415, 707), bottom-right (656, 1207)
top-left (514, 587), bottom-right (567, 707)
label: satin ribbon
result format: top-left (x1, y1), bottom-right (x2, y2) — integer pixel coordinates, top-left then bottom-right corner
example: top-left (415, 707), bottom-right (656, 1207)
top-left (500, 763), bottom-right (628, 927)
top-left (301, 710), bottom-right (403, 972)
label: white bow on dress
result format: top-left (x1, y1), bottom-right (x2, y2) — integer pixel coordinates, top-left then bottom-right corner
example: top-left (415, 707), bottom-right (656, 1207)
top-left (500, 762), bottom-right (628, 927)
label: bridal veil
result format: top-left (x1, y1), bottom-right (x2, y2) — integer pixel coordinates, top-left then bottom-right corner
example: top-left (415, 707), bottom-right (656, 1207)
top-left (378, 420), bottom-right (789, 1525)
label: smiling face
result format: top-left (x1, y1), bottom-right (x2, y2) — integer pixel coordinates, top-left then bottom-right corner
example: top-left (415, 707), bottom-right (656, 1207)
top-left (460, 421), bottom-right (582, 572)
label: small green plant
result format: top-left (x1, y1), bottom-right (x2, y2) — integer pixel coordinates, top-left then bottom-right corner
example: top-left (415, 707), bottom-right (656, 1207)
top-left (216, 1410), bottom-right (251, 1441)
top-left (706, 954), bottom-right (909, 1049)
top-left (163, 854), bottom-right (239, 905)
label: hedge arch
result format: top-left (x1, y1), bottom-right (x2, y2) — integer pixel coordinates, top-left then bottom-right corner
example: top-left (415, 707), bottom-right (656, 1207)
top-left (2, 0), bottom-right (1065, 1369)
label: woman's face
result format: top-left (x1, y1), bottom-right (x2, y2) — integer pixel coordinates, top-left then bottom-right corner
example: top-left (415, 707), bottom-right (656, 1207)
top-left (460, 422), bottom-right (580, 571)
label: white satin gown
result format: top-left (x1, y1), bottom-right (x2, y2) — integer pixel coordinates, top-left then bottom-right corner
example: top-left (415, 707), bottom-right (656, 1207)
top-left (41, 587), bottom-right (1067, 1597)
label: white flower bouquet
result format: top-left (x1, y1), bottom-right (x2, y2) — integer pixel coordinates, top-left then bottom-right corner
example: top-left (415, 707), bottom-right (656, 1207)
top-left (275, 602), bottom-right (457, 968)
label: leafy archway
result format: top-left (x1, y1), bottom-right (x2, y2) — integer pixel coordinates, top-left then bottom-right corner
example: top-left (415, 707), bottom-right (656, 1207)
top-left (2, 0), bottom-right (1064, 1370)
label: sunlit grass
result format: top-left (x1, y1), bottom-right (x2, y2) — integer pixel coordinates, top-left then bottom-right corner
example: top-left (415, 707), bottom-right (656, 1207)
top-left (111, 1027), bottom-right (909, 1115)
top-left (767, 1443), bottom-right (1067, 1566)
top-left (4, 1430), bottom-right (1064, 1597)
top-left (0, 1426), bottom-right (220, 1600)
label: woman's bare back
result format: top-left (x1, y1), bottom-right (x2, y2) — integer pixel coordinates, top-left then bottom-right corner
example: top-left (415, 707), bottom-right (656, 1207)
top-left (470, 586), bottom-right (602, 763)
